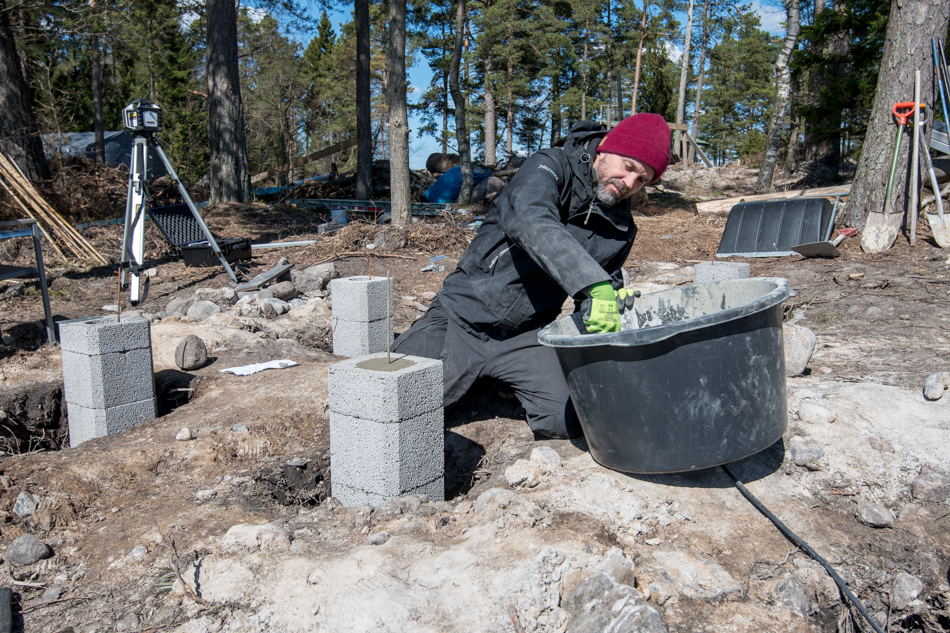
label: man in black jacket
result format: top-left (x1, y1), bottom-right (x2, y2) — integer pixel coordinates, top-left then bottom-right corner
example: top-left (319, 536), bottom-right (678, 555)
top-left (393, 114), bottom-right (671, 439)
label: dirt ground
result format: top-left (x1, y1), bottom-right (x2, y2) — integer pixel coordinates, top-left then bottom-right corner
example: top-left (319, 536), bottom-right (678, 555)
top-left (0, 164), bottom-right (949, 632)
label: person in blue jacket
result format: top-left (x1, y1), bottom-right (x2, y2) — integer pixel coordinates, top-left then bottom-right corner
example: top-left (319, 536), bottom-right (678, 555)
top-left (393, 114), bottom-right (671, 439)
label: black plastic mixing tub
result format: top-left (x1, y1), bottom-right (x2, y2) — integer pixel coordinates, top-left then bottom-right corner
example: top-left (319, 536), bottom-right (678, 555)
top-left (538, 277), bottom-right (793, 474)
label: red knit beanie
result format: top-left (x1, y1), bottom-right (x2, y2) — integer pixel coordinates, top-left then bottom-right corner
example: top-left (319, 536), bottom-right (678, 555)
top-left (596, 113), bottom-right (671, 183)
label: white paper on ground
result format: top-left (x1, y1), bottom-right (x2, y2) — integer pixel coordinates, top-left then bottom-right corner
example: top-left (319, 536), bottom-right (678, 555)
top-left (219, 359), bottom-right (299, 376)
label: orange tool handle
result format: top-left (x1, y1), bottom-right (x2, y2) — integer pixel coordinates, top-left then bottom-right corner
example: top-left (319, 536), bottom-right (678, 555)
top-left (893, 101), bottom-right (926, 125)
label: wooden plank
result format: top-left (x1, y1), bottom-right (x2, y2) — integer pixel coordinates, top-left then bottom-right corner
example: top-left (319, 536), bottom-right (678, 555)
top-left (667, 123), bottom-right (688, 131)
top-left (251, 138), bottom-right (358, 184)
top-left (695, 184), bottom-right (852, 215)
top-left (683, 131), bottom-right (713, 167)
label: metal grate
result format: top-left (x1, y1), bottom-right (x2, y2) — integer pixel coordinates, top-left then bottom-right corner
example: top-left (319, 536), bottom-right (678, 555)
top-left (148, 204), bottom-right (207, 247)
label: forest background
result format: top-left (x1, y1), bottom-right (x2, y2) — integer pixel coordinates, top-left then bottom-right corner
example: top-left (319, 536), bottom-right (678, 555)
top-left (0, 0), bottom-right (937, 192)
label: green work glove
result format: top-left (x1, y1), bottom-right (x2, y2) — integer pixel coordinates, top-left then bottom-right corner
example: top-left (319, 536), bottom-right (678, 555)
top-left (616, 288), bottom-right (641, 314)
top-left (582, 282), bottom-right (621, 333)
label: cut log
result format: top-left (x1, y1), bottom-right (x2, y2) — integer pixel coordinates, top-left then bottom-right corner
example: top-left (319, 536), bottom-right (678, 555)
top-left (695, 184), bottom-right (851, 215)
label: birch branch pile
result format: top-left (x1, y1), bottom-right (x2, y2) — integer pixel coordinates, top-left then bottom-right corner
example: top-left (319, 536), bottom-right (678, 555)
top-left (0, 152), bottom-right (108, 265)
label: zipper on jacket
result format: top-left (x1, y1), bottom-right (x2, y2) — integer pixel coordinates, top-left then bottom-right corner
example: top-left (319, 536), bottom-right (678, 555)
top-left (584, 200), bottom-right (594, 225)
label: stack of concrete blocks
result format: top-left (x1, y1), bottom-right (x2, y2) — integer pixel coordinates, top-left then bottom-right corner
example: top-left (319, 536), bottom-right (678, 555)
top-left (329, 276), bottom-right (392, 357)
top-left (60, 317), bottom-right (157, 447)
top-left (693, 261), bottom-right (751, 284)
top-left (328, 353), bottom-right (444, 506)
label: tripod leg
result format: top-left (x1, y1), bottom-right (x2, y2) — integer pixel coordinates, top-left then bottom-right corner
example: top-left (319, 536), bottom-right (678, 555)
top-left (128, 136), bottom-right (149, 304)
top-left (151, 140), bottom-right (239, 282)
top-left (119, 167), bottom-right (136, 290)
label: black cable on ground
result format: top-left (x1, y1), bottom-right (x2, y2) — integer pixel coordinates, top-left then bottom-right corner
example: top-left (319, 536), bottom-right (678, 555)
top-left (720, 464), bottom-right (886, 633)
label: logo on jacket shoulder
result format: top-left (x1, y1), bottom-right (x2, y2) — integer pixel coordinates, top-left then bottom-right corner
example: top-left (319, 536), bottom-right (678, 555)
top-left (537, 164), bottom-right (558, 180)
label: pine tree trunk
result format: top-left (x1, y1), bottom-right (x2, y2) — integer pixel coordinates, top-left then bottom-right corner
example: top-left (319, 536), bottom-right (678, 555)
top-left (484, 55), bottom-right (497, 165)
top-left (442, 71), bottom-right (449, 154)
top-left (688, 0), bottom-right (708, 163)
top-left (784, 112), bottom-right (801, 178)
top-left (551, 75), bottom-right (561, 145)
top-left (845, 0), bottom-right (949, 228)
top-left (616, 70), bottom-right (623, 121)
top-left (631, 0), bottom-right (648, 114)
top-left (754, 0), bottom-right (800, 193)
top-left (581, 16), bottom-right (589, 120)
top-left (0, 0), bottom-right (49, 182)
top-left (803, 0), bottom-right (843, 177)
top-left (605, 0), bottom-right (613, 127)
top-left (388, 0), bottom-right (411, 226)
top-left (450, 0), bottom-right (473, 204)
top-left (206, 0), bottom-right (251, 203)
top-left (506, 26), bottom-right (514, 158)
top-left (355, 0), bottom-right (373, 200)
top-left (674, 0), bottom-right (695, 155)
top-left (90, 0), bottom-right (105, 165)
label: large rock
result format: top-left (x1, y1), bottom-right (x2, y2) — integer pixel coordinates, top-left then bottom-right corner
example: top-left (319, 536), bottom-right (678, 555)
top-left (260, 298), bottom-right (289, 316)
top-left (856, 500), bottom-right (895, 528)
top-left (783, 324), bottom-right (816, 376)
top-left (259, 281), bottom-right (297, 302)
top-left (530, 446), bottom-right (562, 470)
top-left (186, 300), bottom-right (221, 321)
top-left (473, 488), bottom-right (514, 514)
top-left (165, 296), bottom-right (195, 317)
top-left (175, 335), bottom-right (209, 371)
top-left (775, 578), bottom-right (812, 616)
top-left (505, 459), bottom-right (541, 488)
top-left (647, 551), bottom-right (741, 600)
top-left (798, 402), bottom-right (836, 424)
top-left (890, 572), bottom-right (924, 610)
top-left (563, 572), bottom-right (667, 633)
top-left (923, 372), bottom-right (950, 401)
top-left (222, 523), bottom-right (293, 552)
top-left (291, 263), bottom-right (338, 297)
top-left (13, 491), bottom-right (39, 516)
top-left (6, 534), bottom-right (51, 566)
top-left (194, 288), bottom-right (224, 305)
top-left (788, 436), bottom-right (824, 466)
top-left (911, 463), bottom-right (950, 503)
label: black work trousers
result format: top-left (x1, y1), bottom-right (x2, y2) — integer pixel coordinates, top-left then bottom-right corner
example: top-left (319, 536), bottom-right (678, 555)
top-left (391, 299), bottom-right (582, 439)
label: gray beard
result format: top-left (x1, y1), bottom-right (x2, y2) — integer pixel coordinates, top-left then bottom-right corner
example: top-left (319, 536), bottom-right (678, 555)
top-left (594, 179), bottom-right (628, 205)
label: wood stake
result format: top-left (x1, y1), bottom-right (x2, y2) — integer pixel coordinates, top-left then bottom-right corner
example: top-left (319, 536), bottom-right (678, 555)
top-left (387, 270), bottom-right (392, 364)
top-left (117, 266), bottom-right (122, 323)
top-left (910, 71), bottom-right (921, 246)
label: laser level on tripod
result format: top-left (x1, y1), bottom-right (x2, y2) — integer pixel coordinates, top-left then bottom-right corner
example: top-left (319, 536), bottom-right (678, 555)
top-left (120, 98), bottom-right (240, 305)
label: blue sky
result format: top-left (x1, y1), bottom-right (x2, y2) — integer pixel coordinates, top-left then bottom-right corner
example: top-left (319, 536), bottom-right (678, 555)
top-left (297, 2), bottom-right (787, 170)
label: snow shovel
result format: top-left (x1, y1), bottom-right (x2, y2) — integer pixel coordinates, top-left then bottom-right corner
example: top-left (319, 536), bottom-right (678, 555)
top-left (792, 227), bottom-right (858, 258)
top-left (862, 102), bottom-right (920, 253)
top-left (920, 128), bottom-right (950, 248)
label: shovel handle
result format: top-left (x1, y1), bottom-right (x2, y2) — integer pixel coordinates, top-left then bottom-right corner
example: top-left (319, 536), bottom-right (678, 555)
top-left (893, 102), bottom-right (925, 126)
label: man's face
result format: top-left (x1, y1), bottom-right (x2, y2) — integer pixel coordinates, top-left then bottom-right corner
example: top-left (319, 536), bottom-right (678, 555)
top-left (591, 152), bottom-right (655, 205)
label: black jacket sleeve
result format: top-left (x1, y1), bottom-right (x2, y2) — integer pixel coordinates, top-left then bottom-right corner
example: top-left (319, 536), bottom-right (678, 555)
top-left (493, 148), bottom-right (612, 298)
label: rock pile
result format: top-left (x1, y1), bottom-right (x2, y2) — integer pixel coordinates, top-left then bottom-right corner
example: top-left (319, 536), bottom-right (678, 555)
top-left (154, 263), bottom-right (339, 325)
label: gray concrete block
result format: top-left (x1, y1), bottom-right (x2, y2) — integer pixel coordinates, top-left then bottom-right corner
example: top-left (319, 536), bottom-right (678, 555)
top-left (329, 276), bottom-right (392, 322)
top-left (62, 349), bottom-right (156, 409)
top-left (331, 318), bottom-right (391, 357)
top-left (332, 478), bottom-right (444, 508)
top-left (693, 261), bottom-right (751, 284)
top-left (328, 353), bottom-right (443, 422)
top-left (330, 410), bottom-right (444, 498)
top-left (67, 399), bottom-right (157, 447)
top-left (59, 317), bottom-right (152, 355)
